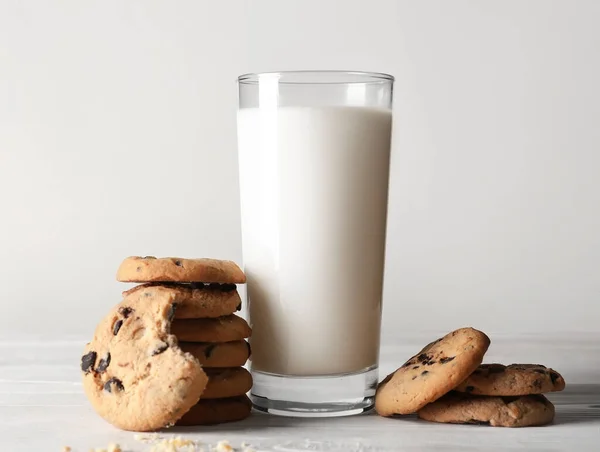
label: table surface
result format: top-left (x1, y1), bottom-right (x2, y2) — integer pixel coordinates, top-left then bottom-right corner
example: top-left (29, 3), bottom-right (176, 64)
top-left (1, 336), bottom-right (599, 452)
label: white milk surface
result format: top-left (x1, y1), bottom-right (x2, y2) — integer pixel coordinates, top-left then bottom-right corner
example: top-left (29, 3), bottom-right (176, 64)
top-left (238, 106), bottom-right (392, 375)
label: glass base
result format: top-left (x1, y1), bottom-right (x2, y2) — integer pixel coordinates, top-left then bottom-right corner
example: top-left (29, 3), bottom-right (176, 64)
top-left (250, 365), bottom-right (378, 417)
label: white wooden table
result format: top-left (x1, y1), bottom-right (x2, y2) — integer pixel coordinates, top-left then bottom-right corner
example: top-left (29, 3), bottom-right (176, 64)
top-left (1, 336), bottom-right (598, 451)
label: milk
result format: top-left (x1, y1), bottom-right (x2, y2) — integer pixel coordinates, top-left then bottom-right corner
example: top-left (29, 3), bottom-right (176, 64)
top-left (237, 106), bottom-right (392, 376)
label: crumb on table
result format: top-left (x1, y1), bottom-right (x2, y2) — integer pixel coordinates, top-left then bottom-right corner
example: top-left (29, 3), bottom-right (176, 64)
top-left (213, 441), bottom-right (233, 452)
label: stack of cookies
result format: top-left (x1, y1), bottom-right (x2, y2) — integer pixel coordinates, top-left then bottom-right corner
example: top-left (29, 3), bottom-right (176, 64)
top-left (375, 328), bottom-right (566, 427)
top-left (81, 256), bottom-right (252, 432)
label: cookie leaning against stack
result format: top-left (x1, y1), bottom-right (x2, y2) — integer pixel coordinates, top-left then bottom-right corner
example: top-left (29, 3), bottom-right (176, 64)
top-left (118, 256), bottom-right (253, 426)
top-left (375, 327), bottom-right (566, 427)
top-left (81, 256), bottom-right (252, 432)
top-left (81, 288), bottom-right (208, 431)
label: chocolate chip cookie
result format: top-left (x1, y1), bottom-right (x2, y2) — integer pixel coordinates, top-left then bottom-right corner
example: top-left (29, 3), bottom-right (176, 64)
top-left (418, 392), bottom-right (555, 427)
top-left (117, 256), bottom-right (246, 284)
top-left (176, 395), bottom-right (252, 426)
top-left (122, 282), bottom-right (242, 319)
top-left (455, 363), bottom-right (566, 396)
top-left (202, 367), bottom-right (253, 399)
top-left (179, 341), bottom-right (251, 368)
top-left (81, 292), bottom-right (208, 431)
top-left (375, 327), bottom-right (490, 416)
top-left (171, 315), bottom-right (252, 342)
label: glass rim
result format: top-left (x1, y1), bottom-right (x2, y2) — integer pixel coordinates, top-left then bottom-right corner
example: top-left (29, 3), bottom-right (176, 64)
top-left (237, 70), bottom-right (394, 85)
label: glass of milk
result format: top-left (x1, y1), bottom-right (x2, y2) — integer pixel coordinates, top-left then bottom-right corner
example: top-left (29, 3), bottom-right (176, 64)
top-left (237, 71), bottom-right (394, 417)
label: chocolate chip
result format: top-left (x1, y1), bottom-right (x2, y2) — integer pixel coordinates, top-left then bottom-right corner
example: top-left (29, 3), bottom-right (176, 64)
top-left (103, 377), bottom-right (124, 393)
top-left (416, 352), bottom-right (437, 366)
top-left (96, 353), bottom-right (111, 373)
top-left (533, 379), bottom-right (542, 389)
top-left (204, 344), bottom-right (217, 359)
top-left (81, 351), bottom-right (97, 373)
top-left (411, 375), bottom-right (417, 380)
top-left (118, 307), bottom-right (133, 318)
top-left (246, 341), bottom-right (252, 357)
top-left (413, 366), bottom-right (419, 370)
top-left (167, 303), bottom-right (177, 322)
top-left (174, 260), bottom-right (183, 267)
top-left (465, 385), bottom-right (475, 393)
top-left (440, 356), bottom-right (455, 364)
top-left (421, 370), bottom-right (429, 376)
top-left (549, 371), bottom-right (560, 384)
top-left (113, 320), bottom-right (123, 335)
top-left (236, 303), bottom-right (242, 312)
top-left (152, 342), bottom-right (169, 356)
top-left (136, 266), bottom-right (141, 272)
top-left (418, 353), bottom-right (429, 362)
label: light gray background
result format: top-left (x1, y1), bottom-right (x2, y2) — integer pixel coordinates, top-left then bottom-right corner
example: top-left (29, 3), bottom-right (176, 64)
top-left (1, 0), bottom-right (598, 342)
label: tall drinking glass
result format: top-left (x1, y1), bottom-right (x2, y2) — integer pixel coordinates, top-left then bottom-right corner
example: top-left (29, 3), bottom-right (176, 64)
top-left (237, 71), bottom-right (394, 416)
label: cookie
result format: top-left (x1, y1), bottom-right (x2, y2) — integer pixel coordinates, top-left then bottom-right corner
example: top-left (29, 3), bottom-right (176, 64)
top-left (171, 315), bottom-right (252, 342)
top-left (418, 393), bottom-right (555, 427)
top-left (117, 256), bottom-right (246, 284)
top-left (176, 396), bottom-right (252, 426)
top-left (122, 283), bottom-right (242, 319)
top-left (81, 291), bottom-right (208, 431)
top-left (179, 341), bottom-right (251, 368)
top-left (375, 327), bottom-right (490, 416)
top-left (455, 363), bottom-right (566, 396)
top-left (202, 367), bottom-right (253, 399)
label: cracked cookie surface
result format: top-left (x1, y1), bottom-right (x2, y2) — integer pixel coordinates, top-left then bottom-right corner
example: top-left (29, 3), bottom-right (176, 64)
top-left (81, 290), bottom-right (208, 431)
top-left (203, 367), bottom-right (253, 399)
top-left (122, 282), bottom-right (242, 319)
top-left (455, 363), bottom-right (566, 396)
top-left (375, 327), bottom-right (490, 416)
top-left (418, 392), bottom-right (555, 427)
top-left (176, 395), bottom-right (252, 426)
top-left (179, 340), bottom-right (251, 368)
top-left (171, 315), bottom-right (252, 342)
top-left (117, 256), bottom-right (246, 283)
